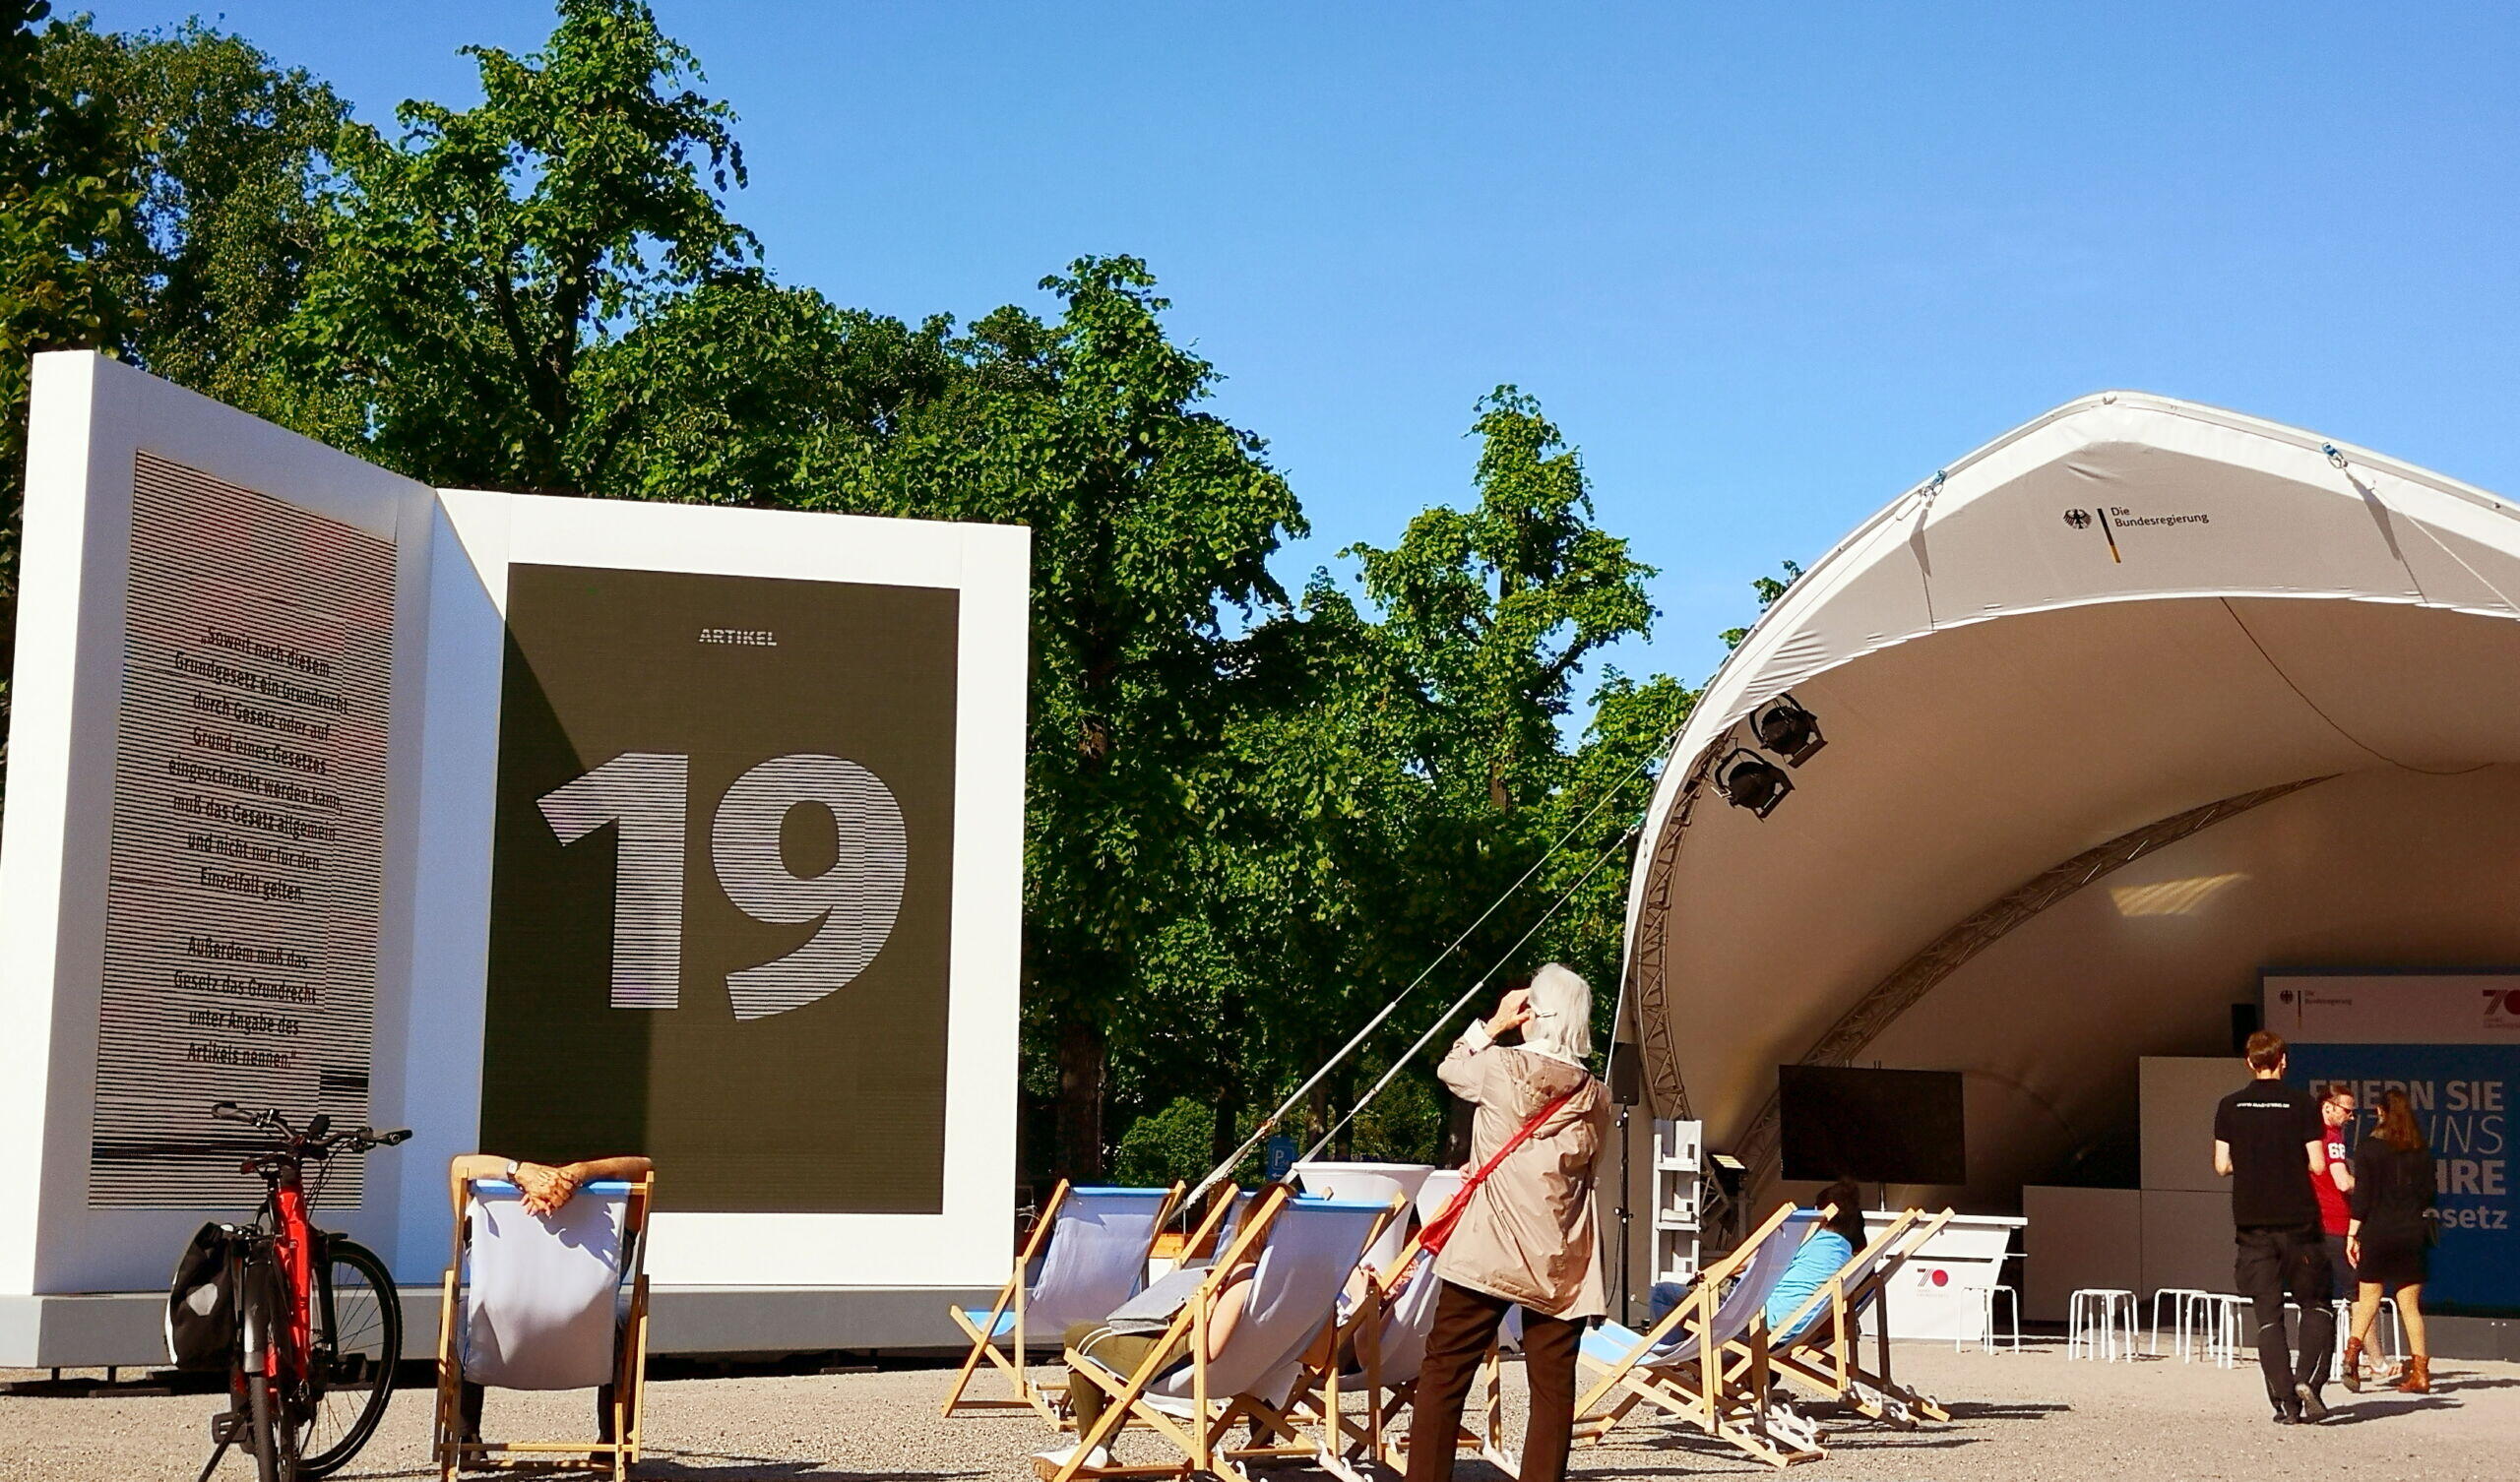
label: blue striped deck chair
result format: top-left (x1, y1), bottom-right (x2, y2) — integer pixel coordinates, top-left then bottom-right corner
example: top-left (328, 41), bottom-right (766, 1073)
top-left (1571, 1199), bottom-right (1827, 1467)
top-left (944, 1180), bottom-right (1184, 1422)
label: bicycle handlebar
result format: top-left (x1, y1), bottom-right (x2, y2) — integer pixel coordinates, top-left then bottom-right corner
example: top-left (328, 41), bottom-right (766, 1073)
top-left (209, 1103), bottom-right (411, 1155)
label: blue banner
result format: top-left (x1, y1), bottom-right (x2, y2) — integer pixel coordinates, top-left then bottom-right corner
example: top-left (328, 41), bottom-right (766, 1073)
top-left (2287, 1042), bottom-right (2516, 1315)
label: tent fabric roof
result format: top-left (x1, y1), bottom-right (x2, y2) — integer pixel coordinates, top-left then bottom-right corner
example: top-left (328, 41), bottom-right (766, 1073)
top-left (1622, 393), bottom-right (2520, 1197)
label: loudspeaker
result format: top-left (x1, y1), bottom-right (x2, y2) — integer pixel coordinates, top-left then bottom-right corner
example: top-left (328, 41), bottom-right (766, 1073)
top-left (2230, 1002), bottom-right (2261, 1057)
top-left (1607, 1040), bottom-right (1643, 1105)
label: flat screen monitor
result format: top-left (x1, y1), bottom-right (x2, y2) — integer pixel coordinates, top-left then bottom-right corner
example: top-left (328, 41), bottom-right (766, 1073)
top-left (1777, 1065), bottom-right (1966, 1185)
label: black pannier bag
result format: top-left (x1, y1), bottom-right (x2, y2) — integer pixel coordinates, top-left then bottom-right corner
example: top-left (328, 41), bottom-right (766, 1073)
top-left (166, 1223), bottom-right (239, 1370)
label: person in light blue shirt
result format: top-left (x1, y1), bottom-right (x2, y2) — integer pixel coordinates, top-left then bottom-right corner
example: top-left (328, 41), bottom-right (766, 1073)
top-left (1764, 1178), bottom-right (1867, 1341)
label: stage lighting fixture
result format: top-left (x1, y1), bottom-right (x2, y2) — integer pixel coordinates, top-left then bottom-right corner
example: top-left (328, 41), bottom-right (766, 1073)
top-left (1749, 694), bottom-right (1826, 766)
top-left (1714, 748), bottom-right (1792, 818)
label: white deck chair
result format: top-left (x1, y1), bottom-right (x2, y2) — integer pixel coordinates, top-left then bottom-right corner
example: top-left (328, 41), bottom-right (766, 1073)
top-left (1571, 1201), bottom-right (1827, 1467)
top-left (945, 1181), bottom-right (1184, 1422)
top-left (1292, 1164), bottom-right (1425, 1277)
top-left (433, 1176), bottom-right (652, 1480)
top-left (1050, 1188), bottom-right (1403, 1482)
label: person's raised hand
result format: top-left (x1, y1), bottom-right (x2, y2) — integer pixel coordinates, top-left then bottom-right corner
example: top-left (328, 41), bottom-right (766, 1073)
top-left (1486, 988), bottom-right (1536, 1039)
top-left (514, 1160), bottom-right (579, 1216)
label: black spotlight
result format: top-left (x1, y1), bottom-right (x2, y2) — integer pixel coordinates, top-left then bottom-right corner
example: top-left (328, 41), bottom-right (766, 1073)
top-left (1749, 694), bottom-right (1825, 766)
top-left (1714, 748), bottom-right (1793, 818)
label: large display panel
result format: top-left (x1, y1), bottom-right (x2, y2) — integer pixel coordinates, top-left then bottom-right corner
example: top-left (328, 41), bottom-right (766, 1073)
top-left (2265, 972), bottom-right (2519, 1316)
top-left (89, 454), bottom-right (395, 1205)
top-left (480, 564), bottom-right (958, 1213)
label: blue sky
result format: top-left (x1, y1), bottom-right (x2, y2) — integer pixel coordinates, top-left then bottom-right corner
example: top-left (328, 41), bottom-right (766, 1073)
top-left (92, 1), bottom-right (2520, 693)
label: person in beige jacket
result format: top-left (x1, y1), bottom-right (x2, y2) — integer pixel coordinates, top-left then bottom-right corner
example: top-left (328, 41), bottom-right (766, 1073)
top-left (1406, 962), bottom-right (1612, 1482)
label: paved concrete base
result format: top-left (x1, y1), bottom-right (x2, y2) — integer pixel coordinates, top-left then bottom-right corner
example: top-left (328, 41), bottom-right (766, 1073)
top-left (0, 1284), bottom-right (994, 1369)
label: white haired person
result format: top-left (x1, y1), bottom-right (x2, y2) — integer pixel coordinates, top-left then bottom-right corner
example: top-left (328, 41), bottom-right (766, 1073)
top-left (1406, 963), bottom-right (1612, 1482)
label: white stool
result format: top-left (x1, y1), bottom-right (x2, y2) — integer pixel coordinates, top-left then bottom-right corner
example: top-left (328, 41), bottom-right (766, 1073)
top-left (2067, 1288), bottom-right (2136, 1361)
top-left (1956, 1283), bottom-right (2020, 1352)
top-left (2204, 1294), bottom-right (2253, 1369)
top-left (2150, 1287), bottom-right (2210, 1358)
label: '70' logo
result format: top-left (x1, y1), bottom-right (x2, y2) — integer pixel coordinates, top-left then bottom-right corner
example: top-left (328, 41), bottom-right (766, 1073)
top-left (539, 753), bottom-right (906, 1020)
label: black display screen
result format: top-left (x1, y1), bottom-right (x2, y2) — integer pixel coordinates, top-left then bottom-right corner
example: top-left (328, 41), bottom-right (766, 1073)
top-left (480, 563), bottom-right (959, 1213)
top-left (1777, 1065), bottom-right (1966, 1186)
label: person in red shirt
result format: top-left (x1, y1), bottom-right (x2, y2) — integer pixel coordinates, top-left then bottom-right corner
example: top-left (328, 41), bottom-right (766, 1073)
top-left (2313, 1086), bottom-right (2358, 1299)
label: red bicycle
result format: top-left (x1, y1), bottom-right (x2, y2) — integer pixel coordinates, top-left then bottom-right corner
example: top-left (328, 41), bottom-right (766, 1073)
top-left (188, 1102), bottom-right (410, 1482)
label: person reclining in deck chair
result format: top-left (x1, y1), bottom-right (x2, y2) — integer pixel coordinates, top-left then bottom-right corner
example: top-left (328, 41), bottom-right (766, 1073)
top-left (447, 1152), bottom-right (654, 1449)
top-left (1033, 1254), bottom-right (1264, 1474)
top-left (1761, 1178), bottom-right (1866, 1343)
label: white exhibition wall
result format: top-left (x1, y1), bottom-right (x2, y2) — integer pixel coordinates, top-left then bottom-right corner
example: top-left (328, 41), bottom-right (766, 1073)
top-left (0, 353), bottom-right (1028, 1297)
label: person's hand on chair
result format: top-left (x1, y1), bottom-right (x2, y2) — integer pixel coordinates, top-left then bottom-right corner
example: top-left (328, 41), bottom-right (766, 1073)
top-left (1486, 988), bottom-right (1536, 1039)
top-left (515, 1160), bottom-right (580, 1215)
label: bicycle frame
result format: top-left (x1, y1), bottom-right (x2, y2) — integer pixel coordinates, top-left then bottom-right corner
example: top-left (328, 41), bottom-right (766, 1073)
top-left (235, 1167), bottom-right (317, 1386)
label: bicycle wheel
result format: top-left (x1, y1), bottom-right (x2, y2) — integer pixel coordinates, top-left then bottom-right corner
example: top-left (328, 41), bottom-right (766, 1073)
top-left (246, 1373), bottom-right (291, 1482)
top-left (295, 1238), bottom-right (402, 1478)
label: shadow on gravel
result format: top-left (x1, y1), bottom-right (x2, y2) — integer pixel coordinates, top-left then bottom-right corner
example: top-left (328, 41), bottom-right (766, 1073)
top-left (1942, 1400), bottom-right (2070, 1421)
top-left (2319, 1395), bottom-right (2460, 1426)
top-left (332, 1454), bottom-right (984, 1482)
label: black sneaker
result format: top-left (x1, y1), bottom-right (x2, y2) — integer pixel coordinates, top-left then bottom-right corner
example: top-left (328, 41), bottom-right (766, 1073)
top-left (2296, 1384), bottom-right (2328, 1423)
top-left (2271, 1402), bottom-right (2300, 1425)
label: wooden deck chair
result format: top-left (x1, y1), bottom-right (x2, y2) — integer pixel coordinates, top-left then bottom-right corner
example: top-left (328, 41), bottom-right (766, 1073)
top-left (1047, 1188), bottom-right (1404, 1482)
top-left (1753, 1207), bottom-right (1954, 1429)
top-left (1569, 1201), bottom-right (1828, 1467)
top-left (943, 1181), bottom-right (1185, 1422)
top-left (433, 1175), bottom-right (653, 1480)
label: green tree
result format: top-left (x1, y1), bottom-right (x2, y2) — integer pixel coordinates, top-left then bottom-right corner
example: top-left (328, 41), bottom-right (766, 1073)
top-left (832, 258), bottom-right (1306, 1180)
top-left (281, 0), bottom-right (756, 488)
top-left (1346, 388), bottom-right (1691, 1004)
top-left (2, 0), bottom-right (141, 802)
top-left (37, 17), bottom-right (346, 422)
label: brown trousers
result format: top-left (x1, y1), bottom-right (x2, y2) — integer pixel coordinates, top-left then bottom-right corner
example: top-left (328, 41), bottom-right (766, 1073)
top-left (1405, 1279), bottom-right (1583, 1482)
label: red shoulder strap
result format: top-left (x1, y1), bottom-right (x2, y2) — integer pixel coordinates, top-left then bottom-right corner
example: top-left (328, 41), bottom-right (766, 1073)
top-left (1417, 1085), bottom-right (1582, 1257)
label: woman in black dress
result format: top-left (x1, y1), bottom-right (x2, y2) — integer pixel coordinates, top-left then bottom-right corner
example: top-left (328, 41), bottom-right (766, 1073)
top-left (2344, 1087), bottom-right (2434, 1393)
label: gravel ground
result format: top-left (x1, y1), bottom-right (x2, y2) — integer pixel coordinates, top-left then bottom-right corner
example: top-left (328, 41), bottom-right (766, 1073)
top-left (1, 1341), bottom-right (2512, 1481)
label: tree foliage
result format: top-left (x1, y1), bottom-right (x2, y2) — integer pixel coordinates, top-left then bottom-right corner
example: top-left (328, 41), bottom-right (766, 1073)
top-left (0, 0), bottom-right (1734, 1186)
top-left (2, 0), bottom-right (141, 793)
top-left (282, 0), bottom-right (757, 488)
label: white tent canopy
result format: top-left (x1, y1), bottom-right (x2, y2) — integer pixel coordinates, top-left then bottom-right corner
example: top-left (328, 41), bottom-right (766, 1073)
top-left (1622, 392), bottom-right (2520, 1208)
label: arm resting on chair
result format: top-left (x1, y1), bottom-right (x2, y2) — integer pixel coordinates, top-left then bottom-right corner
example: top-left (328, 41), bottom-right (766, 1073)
top-left (452, 1153), bottom-right (655, 1217)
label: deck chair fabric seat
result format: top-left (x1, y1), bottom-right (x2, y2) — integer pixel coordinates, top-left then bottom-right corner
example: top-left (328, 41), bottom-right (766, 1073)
top-left (435, 1171), bottom-right (654, 1480)
top-left (942, 1181), bottom-right (1183, 1423)
top-left (1023, 1188), bottom-right (1179, 1331)
top-left (1138, 1196), bottom-right (1390, 1413)
top-left (460, 1181), bottom-right (633, 1390)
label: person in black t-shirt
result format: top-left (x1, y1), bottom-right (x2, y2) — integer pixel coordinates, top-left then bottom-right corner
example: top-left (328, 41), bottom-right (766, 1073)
top-left (2212, 1030), bottom-right (2337, 1424)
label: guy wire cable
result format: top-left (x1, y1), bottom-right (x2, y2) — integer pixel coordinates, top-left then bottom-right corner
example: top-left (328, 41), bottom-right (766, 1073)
top-left (1293, 819), bottom-right (1640, 1166)
top-left (1185, 731), bottom-right (1677, 1204)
